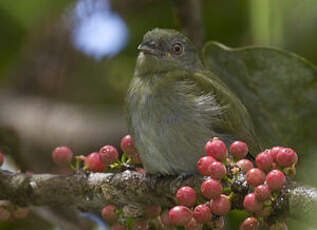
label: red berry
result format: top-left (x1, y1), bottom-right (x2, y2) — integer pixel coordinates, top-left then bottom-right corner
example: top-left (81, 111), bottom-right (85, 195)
top-left (197, 156), bottom-right (216, 176)
top-left (84, 152), bottom-right (107, 172)
top-left (99, 145), bottom-right (119, 165)
top-left (271, 162), bottom-right (278, 169)
top-left (52, 146), bottom-right (73, 165)
top-left (236, 159), bottom-right (254, 172)
top-left (240, 217), bottom-right (258, 230)
top-left (208, 161), bottom-right (227, 179)
top-left (266, 170), bottom-right (285, 191)
top-left (256, 150), bottom-right (273, 171)
top-left (229, 141), bottom-right (248, 159)
top-left (243, 193), bottom-right (263, 213)
top-left (255, 184), bottom-right (271, 201)
top-left (112, 223), bottom-right (127, 230)
top-left (0, 208), bottom-right (10, 221)
top-left (193, 204), bottom-right (211, 224)
top-left (145, 205), bottom-right (161, 219)
top-left (102, 205), bottom-right (118, 224)
top-left (276, 148), bottom-right (297, 167)
top-left (136, 168), bottom-right (146, 174)
top-left (201, 179), bottom-right (223, 199)
top-left (160, 210), bottom-right (172, 226)
top-left (169, 206), bottom-right (193, 226)
top-left (205, 138), bottom-right (227, 161)
top-left (0, 152), bottom-right (4, 166)
top-left (185, 218), bottom-right (203, 230)
top-left (120, 135), bottom-right (137, 153)
top-left (269, 147), bottom-right (283, 161)
top-left (131, 219), bottom-right (148, 230)
top-left (246, 168), bottom-right (266, 186)
top-left (294, 152), bottom-right (298, 163)
top-left (12, 207), bottom-right (29, 219)
top-left (210, 194), bottom-right (231, 216)
top-left (176, 186), bottom-right (197, 207)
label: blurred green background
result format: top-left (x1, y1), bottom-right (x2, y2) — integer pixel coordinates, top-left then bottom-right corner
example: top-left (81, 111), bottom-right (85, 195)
top-left (1, 0), bottom-right (316, 105)
top-left (0, 0), bottom-right (316, 229)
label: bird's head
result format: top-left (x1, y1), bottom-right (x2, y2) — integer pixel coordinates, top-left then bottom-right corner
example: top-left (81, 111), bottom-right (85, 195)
top-left (135, 28), bottom-right (203, 76)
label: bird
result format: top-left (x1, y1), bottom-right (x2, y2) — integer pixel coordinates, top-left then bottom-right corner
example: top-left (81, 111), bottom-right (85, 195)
top-left (126, 28), bottom-right (262, 175)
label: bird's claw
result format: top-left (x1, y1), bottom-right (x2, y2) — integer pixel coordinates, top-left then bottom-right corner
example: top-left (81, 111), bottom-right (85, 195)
top-left (146, 173), bottom-right (164, 190)
top-left (175, 172), bottom-right (195, 184)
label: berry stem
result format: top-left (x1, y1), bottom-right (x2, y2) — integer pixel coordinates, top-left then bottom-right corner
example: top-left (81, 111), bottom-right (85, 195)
top-left (75, 157), bottom-right (81, 170)
top-left (222, 187), bottom-right (232, 193)
top-left (263, 201), bottom-right (272, 208)
top-left (70, 164), bottom-right (76, 170)
top-left (82, 165), bottom-right (88, 171)
top-left (228, 192), bottom-right (235, 200)
top-left (224, 176), bottom-right (233, 184)
top-left (121, 153), bottom-right (127, 162)
top-left (110, 162), bottom-right (120, 169)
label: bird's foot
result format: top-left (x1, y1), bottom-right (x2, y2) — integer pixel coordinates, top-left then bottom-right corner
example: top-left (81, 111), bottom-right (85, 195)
top-left (146, 173), bottom-right (165, 190)
top-left (175, 172), bottom-right (196, 184)
top-left (146, 172), bottom-right (196, 190)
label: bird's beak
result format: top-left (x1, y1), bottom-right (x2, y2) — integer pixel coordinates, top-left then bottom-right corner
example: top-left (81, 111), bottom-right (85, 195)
top-left (137, 41), bottom-right (159, 56)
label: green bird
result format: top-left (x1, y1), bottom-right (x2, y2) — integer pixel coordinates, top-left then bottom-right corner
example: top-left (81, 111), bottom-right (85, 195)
top-left (126, 28), bottom-right (262, 175)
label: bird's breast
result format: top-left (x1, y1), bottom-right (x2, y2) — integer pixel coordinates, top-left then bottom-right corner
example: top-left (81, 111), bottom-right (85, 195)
top-left (127, 75), bottom-right (228, 174)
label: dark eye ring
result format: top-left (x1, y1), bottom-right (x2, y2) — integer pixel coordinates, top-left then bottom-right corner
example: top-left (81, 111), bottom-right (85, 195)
top-left (172, 43), bottom-right (183, 55)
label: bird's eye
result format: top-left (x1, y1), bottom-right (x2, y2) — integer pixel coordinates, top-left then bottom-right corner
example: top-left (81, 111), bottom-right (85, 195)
top-left (172, 43), bottom-right (183, 55)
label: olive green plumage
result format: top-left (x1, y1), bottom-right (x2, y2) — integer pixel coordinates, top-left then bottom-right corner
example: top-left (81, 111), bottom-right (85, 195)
top-left (126, 28), bottom-right (261, 175)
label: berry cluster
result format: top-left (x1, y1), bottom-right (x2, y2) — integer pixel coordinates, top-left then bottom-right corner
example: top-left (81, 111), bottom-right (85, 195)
top-left (51, 134), bottom-right (143, 173)
top-left (165, 138), bottom-right (297, 230)
top-left (240, 146), bottom-right (296, 230)
top-left (50, 136), bottom-right (297, 229)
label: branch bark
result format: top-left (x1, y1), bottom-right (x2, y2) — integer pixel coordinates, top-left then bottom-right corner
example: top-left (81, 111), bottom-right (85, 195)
top-left (1, 168), bottom-right (317, 226)
top-left (0, 169), bottom-right (202, 217)
top-left (286, 183), bottom-right (317, 226)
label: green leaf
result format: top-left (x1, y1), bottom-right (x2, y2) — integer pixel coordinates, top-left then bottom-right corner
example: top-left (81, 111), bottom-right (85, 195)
top-left (202, 42), bottom-right (317, 159)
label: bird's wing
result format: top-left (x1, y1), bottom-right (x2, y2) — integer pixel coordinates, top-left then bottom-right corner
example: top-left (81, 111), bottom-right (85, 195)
top-left (202, 41), bottom-right (317, 157)
top-left (190, 70), bottom-right (263, 155)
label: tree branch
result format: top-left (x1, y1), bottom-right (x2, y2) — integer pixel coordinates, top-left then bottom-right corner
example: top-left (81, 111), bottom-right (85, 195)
top-left (286, 183), bottom-right (317, 226)
top-left (1, 168), bottom-right (317, 225)
top-left (0, 169), bottom-right (202, 216)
